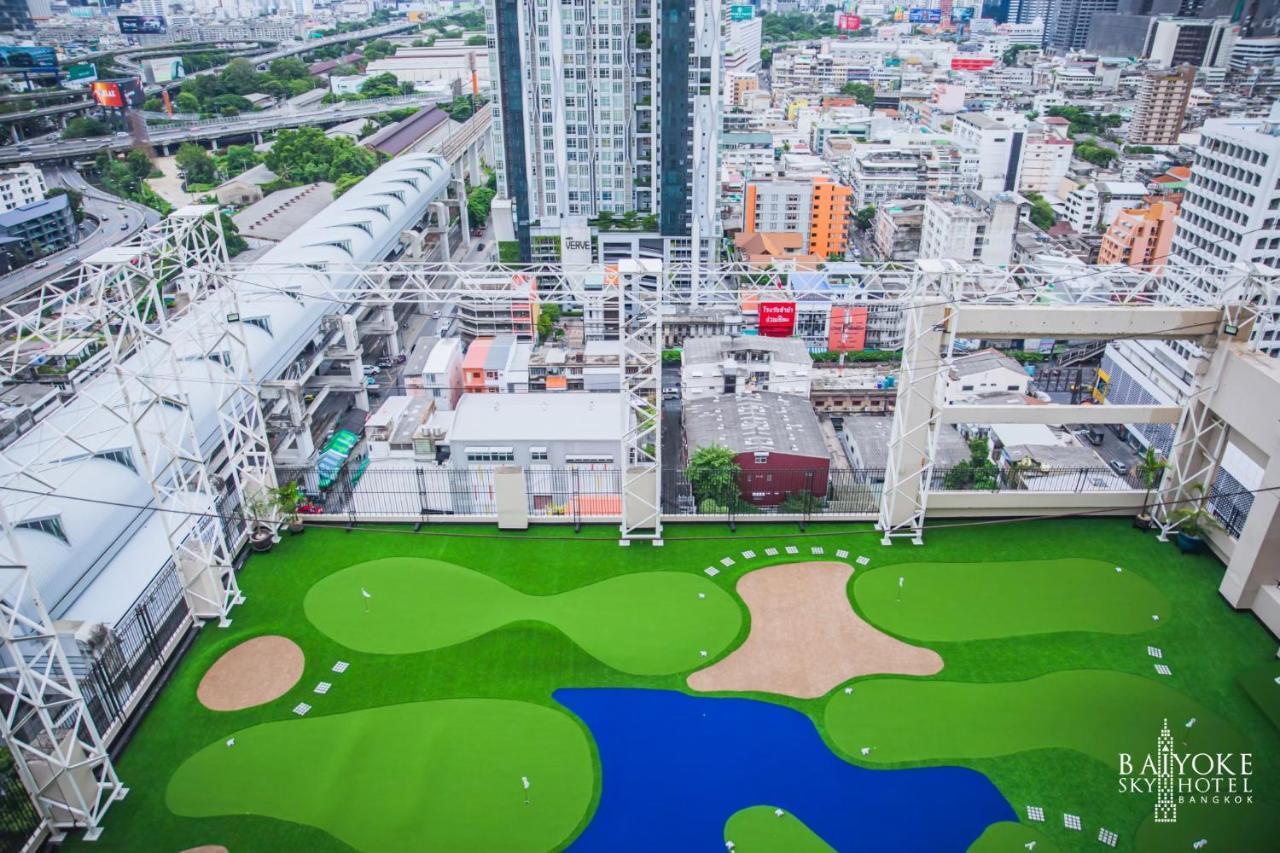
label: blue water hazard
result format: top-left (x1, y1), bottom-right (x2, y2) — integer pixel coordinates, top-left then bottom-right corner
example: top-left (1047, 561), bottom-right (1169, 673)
top-left (556, 688), bottom-right (1015, 852)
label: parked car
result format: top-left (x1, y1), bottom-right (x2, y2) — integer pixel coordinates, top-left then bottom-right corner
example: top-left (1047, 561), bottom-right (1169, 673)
top-left (1109, 459), bottom-right (1130, 476)
top-left (1085, 428), bottom-right (1104, 446)
top-left (662, 386), bottom-right (679, 399)
top-left (33, 260), bottom-right (49, 269)
top-left (297, 502), bottom-right (324, 515)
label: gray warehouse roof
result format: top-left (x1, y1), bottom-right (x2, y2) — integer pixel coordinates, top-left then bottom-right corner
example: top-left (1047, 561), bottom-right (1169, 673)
top-left (683, 335), bottom-right (812, 366)
top-left (448, 392), bottom-right (626, 443)
top-left (684, 392), bottom-right (828, 460)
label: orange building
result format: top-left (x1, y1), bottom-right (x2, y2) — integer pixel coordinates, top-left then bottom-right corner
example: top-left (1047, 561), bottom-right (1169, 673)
top-left (742, 175), bottom-right (852, 260)
top-left (1097, 201), bottom-right (1179, 271)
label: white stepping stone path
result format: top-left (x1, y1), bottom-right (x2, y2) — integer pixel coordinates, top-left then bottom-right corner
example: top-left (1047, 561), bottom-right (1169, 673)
top-left (785, 546), bottom-right (799, 555)
top-left (293, 703), bottom-right (311, 716)
top-left (1147, 646), bottom-right (1163, 659)
top-left (314, 682), bottom-right (332, 695)
top-left (811, 546), bottom-right (824, 555)
top-left (332, 660), bottom-right (349, 674)
top-left (742, 550), bottom-right (756, 559)
top-left (1099, 828), bottom-right (1118, 847)
top-left (1155, 664), bottom-right (1172, 676)
top-left (856, 555), bottom-right (871, 565)
top-left (1063, 813), bottom-right (1082, 831)
top-left (704, 567), bottom-right (720, 577)
top-left (1026, 806), bottom-right (1045, 822)
top-left (836, 549), bottom-right (849, 559)
top-left (720, 557), bottom-right (735, 567)
top-left (765, 547), bottom-right (779, 556)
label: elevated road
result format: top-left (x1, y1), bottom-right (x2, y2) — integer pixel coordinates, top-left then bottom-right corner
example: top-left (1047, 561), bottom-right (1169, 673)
top-left (0, 166), bottom-right (158, 301)
top-left (0, 21), bottom-right (419, 126)
top-left (0, 94), bottom-right (436, 165)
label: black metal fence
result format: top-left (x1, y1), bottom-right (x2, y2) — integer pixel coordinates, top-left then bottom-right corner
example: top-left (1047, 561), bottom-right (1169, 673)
top-left (0, 749), bottom-right (40, 853)
top-left (271, 462), bottom-right (1171, 521)
top-left (77, 559), bottom-right (191, 737)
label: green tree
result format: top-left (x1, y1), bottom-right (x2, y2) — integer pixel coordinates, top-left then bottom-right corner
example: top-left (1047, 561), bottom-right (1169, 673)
top-left (176, 143), bottom-right (217, 185)
top-left (465, 34), bottom-right (486, 46)
top-left (142, 96), bottom-right (165, 112)
top-left (221, 58), bottom-right (261, 95)
top-left (760, 47), bottom-right (773, 66)
top-left (942, 438), bottom-right (1000, 491)
top-left (64, 116), bottom-right (110, 138)
top-left (45, 187), bottom-right (85, 223)
top-left (686, 445), bottom-right (741, 506)
top-left (854, 204), bottom-right (877, 231)
top-left (840, 82), bottom-right (876, 108)
top-left (265, 127), bottom-right (377, 185)
top-left (536, 303), bottom-right (562, 341)
top-left (1076, 141), bottom-right (1118, 167)
top-left (358, 72), bottom-right (407, 99)
top-left (224, 144), bottom-right (260, 175)
top-left (175, 91), bottom-right (200, 113)
top-left (1023, 191), bottom-right (1056, 230)
top-left (333, 174), bottom-right (363, 197)
top-left (217, 212), bottom-right (248, 256)
top-left (1136, 447), bottom-right (1167, 520)
top-left (362, 39), bottom-right (397, 61)
top-left (466, 185), bottom-right (496, 226)
top-left (1002, 43), bottom-right (1038, 66)
top-left (269, 57), bottom-right (310, 81)
top-left (125, 149), bottom-right (153, 181)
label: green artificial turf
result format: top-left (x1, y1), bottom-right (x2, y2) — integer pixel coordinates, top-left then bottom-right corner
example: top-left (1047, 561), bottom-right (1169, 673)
top-left (853, 558), bottom-right (1169, 641)
top-left (723, 805), bottom-right (835, 852)
top-left (968, 821), bottom-right (1061, 852)
top-left (167, 699), bottom-right (593, 852)
top-left (61, 519), bottom-right (1280, 853)
top-left (824, 670), bottom-right (1241, 766)
top-left (1237, 661), bottom-right (1280, 730)
top-left (303, 557), bottom-right (741, 674)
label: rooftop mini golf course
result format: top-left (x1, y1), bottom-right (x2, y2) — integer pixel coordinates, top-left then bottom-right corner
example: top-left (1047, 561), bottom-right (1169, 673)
top-left (68, 519), bottom-right (1280, 853)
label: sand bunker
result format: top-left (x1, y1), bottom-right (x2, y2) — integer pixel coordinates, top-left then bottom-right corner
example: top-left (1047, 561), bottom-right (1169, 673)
top-left (197, 635), bottom-right (305, 712)
top-left (688, 562), bottom-right (942, 699)
top-left (181, 847), bottom-right (228, 853)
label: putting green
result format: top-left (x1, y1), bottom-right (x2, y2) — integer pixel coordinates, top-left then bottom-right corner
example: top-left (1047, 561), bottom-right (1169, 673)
top-left (303, 558), bottom-right (742, 674)
top-left (166, 699), bottom-right (593, 852)
top-left (967, 822), bottom-right (1060, 853)
top-left (852, 558), bottom-right (1169, 641)
top-left (724, 805), bottom-right (834, 852)
top-left (825, 670), bottom-right (1241, 766)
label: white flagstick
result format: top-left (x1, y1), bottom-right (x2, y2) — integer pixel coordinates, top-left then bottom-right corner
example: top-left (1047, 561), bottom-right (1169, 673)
top-left (522, 776), bottom-right (530, 805)
top-left (361, 587), bottom-right (371, 613)
top-left (897, 575), bottom-right (904, 603)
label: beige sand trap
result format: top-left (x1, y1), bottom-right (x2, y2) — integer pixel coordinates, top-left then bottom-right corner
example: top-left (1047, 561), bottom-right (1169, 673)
top-left (181, 847), bottom-right (228, 853)
top-left (197, 635), bottom-right (304, 712)
top-left (687, 561), bottom-right (942, 699)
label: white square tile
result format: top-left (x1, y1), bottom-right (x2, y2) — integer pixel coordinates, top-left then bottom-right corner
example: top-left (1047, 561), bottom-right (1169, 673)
top-left (811, 546), bottom-right (824, 555)
top-left (1063, 813), bottom-right (1081, 831)
top-left (765, 547), bottom-right (779, 556)
top-left (1147, 646), bottom-right (1163, 659)
top-left (720, 557), bottom-right (735, 567)
top-left (704, 567), bottom-right (720, 577)
top-left (856, 556), bottom-right (870, 565)
top-left (785, 546), bottom-right (799, 555)
top-left (1026, 806), bottom-right (1044, 822)
top-left (314, 682), bottom-right (331, 695)
top-left (1155, 664), bottom-right (1172, 676)
top-left (293, 703), bottom-right (311, 716)
top-left (742, 550), bottom-right (756, 559)
top-left (836, 549), bottom-right (849, 559)
top-left (1098, 828), bottom-right (1118, 847)
top-left (332, 661), bottom-right (349, 673)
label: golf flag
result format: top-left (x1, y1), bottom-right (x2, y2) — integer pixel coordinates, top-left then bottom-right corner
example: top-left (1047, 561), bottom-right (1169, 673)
top-left (898, 576), bottom-right (904, 588)
top-left (361, 588), bottom-right (371, 599)
top-left (522, 776), bottom-right (530, 790)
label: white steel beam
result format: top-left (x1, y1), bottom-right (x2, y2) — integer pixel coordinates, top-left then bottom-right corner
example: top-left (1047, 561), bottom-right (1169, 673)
top-left (953, 305), bottom-right (1223, 339)
top-left (940, 404), bottom-right (1184, 425)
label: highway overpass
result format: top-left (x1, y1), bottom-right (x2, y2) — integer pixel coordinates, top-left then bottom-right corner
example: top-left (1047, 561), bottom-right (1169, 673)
top-left (0, 94), bottom-right (438, 164)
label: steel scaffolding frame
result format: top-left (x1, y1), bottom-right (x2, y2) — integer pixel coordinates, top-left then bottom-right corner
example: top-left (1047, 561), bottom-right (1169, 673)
top-left (1, 246), bottom-right (1277, 838)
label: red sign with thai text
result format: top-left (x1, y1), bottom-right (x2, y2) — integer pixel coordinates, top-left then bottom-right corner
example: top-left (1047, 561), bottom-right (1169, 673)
top-left (758, 302), bottom-right (797, 337)
top-left (828, 306), bottom-right (869, 351)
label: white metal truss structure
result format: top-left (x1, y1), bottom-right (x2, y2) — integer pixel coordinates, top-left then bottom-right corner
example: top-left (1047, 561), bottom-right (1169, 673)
top-left (0, 205), bottom-right (258, 836)
top-left (0, 250), bottom-right (1276, 839)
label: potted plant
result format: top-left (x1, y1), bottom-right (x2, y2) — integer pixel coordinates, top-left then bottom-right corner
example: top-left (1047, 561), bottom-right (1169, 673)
top-left (1166, 484), bottom-right (1221, 553)
top-left (1134, 447), bottom-right (1167, 530)
top-left (271, 481), bottom-right (306, 534)
top-left (245, 493), bottom-right (277, 553)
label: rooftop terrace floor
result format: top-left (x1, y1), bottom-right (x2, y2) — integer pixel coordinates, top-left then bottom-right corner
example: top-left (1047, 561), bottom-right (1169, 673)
top-left (70, 519), bottom-right (1280, 852)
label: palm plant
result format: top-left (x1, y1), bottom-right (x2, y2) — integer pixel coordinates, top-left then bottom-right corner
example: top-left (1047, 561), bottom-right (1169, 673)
top-left (1166, 483), bottom-right (1222, 552)
top-left (1135, 446), bottom-right (1166, 527)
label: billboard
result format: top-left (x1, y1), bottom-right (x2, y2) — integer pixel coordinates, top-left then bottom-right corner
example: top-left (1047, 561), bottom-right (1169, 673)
top-left (729, 4), bottom-right (755, 21)
top-left (952, 7), bottom-right (975, 22)
top-left (758, 302), bottom-right (797, 338)
top-left (406, 10), bottom-right (427, 22)
top-left (828, 306), bottom-right (869, 352)
top-left (951, 56), bottom-right (995, 71)
top-left (909, 8), bottom-right (943, 23)
top-left (0, 46), bottom-right (59, 74)
top-left (118, 15), bottom-right (168, 35)
top-left (92, 79), bottom-right (146, 109)
top-left (65, 62), bottom-right (98, 85)
top-left (836, 13), bottom-right (861, 31)
top-left (142, 56), bottom-right (185, 84)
